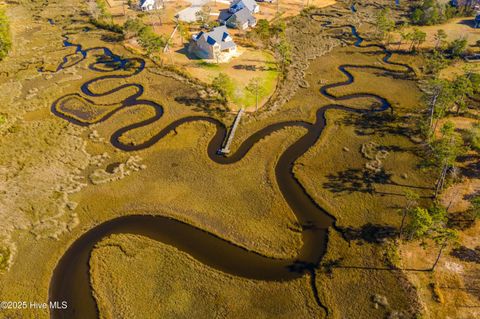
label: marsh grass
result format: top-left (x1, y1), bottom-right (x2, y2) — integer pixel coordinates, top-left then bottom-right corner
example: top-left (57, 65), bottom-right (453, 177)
top-left (90, 234), bottom-right (324, 319)
top-left (0, 247), bottom-right (11, 272)
top-left (0, 1), bottom-right (462, 319)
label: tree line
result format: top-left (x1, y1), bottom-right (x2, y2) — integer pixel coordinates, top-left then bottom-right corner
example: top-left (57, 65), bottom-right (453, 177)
top-left (248, 19), bottom-right (292, 74)
top-left (410, 0), bottom-right (458, 26)
top-left (410, 0), bottom-right (477, 26)
top-left (421, 35), bottom-right (479, 199)
top-left (372, 2), bottom-right (480, 272)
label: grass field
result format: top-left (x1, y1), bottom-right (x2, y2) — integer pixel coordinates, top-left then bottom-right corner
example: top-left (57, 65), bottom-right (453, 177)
top-left (74, 120), bottom-right (306, 259)
top-left (169, 48), bottom-right (279, 111)
top-left (90, 233), bottom-right (323, 319)
top-left (292, 46), bottom-right (435, 227)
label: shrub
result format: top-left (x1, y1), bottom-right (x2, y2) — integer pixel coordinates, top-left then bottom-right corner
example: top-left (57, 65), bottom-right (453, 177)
top-left (212, 73), bottom-right (234, 101)
top-left (248, 19), bottom-right (286, 46)
top-left (96, 0), bottom-right (108, 16)
top-left (447, 37), bottom-right (468, 57)
top-left (90, 18), bottom-right (123, 34)
top-left (383, 241), bottom-right (400, 268)
top-left (0, 246), bottom-right (11, 271)
top-left (0, 7), bottom-right (11, 60)
top-left (138, 27), bottom-right (166, 54)
top-left (469, 73), bottom-right (480, 94)
top-left (124, 18), bottom-right (146, 36)
top-left (466, 124), bottom-right (480, 152)
top-left (123, 18), bottom-right (166, 54)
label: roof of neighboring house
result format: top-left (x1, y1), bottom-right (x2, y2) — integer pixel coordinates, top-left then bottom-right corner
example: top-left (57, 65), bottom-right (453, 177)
top-left (194, 26), bottom-right (236, 50)
top-left (231, 0), bottom-right (257, 12)
top-left (140, 0), bottom-right (155, 7)
top-left (228, 7), bottom-right (256, 24)
top-left (218, 10), bottom-right (233, 22)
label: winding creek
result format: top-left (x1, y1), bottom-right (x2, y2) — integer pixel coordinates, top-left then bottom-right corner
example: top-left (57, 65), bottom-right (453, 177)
top-left (48, 17), bottom-right (414, 319)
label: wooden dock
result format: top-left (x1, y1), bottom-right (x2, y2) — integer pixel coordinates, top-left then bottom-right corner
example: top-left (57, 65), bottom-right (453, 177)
top-left (219, 108), bottom-right (244, 154)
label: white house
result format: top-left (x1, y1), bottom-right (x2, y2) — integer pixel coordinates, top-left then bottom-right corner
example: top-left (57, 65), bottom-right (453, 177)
top-left (188, 26), bottom-right (237, 62)
top-left (139, 0), bottom-right (162, 11)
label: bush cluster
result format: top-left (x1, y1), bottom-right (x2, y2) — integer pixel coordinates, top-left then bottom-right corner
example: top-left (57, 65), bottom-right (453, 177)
top-left (124, 18), bottom-right (167, 54)
top-left (410, 0), bottom-right (458, 25)
top-left (0, 7), bottom-right (11, 60)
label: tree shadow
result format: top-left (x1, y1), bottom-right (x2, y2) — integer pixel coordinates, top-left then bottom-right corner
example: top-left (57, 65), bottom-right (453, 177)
top-left (457, 155), bottom-right (480, 179)
top-left (451, 246), bottom-right (480, 264)
top-left (101, 34), bottom-right (124, 43)
top-left (174, 96), bottom-right (226, 117)
top-left (287, 260), bottom-right (317, 274)
top-left (337, 223), bottom-right (398, 244)
top-left (340, 111), bottom-right (417, 139)
top-left (319, 258), bottom-right (430, 273)
top-left (232, 64), bottom-right (277, 72)
top-left (323, 166), bottom-right (433, 197)
top-left (323, 168), bottom-right (392, 194)
top-left (448, 211), bottom-right (477, 230)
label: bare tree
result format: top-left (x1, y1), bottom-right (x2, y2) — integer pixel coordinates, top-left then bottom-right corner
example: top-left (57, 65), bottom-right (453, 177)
top-left (399, 190), bottom-right (419, 239)
top-left (246, 77), bottom-right (265, 112)
top-left (431, 228), bottom-right (458, 271)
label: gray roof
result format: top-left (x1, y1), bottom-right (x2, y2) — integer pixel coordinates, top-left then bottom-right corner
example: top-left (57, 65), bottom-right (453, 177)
top-left (218, 10), bottom-right (233, 22)
top-left (228, 7), bottom-right (256, 24)
top-left (195, 26), bottom-right (236, 50)
top-left (231, 0), bottom-right (257, 12)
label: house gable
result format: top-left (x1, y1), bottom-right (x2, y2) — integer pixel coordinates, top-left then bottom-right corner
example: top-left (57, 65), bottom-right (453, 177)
top-left (230, 0), bottom-right (259, 13)
top-left (226, 7), bottom-right (256, 29)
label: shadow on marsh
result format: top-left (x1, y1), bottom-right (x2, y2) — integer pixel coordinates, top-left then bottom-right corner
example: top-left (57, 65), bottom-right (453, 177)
top-left (232, 64), bottom-right (277, 72)
top-left (323, 168), bottom-right (432, 196)
top-left (448, 211), bottom-right (478, 230)
top-left (338, 223), bottom-right (398, 244)
top-left (451, 246), bottom-right (480, 264)
top-left (340, 111), bottom-right (418, 139)
top-left (174, 96), bottom-right (226, 117)
top-left (457, 154), bottom-right (480, 179)
top-left (100, 34), bottom-right (124, 43)
top-left (323, 168), bottom-right (389, 194)
top-left (319, 257), bottom-right (431, 275)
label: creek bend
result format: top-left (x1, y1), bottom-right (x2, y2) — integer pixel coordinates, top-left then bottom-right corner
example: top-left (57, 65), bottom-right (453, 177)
top-left (49, 22), bottom-right (413, 319)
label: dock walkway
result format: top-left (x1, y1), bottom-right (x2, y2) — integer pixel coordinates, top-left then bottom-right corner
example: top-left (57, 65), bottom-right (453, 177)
top-left (219, 108), bottom-right (244, 154)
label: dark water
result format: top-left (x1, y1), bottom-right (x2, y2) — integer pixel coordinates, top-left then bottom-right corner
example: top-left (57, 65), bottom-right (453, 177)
top-left (49, 13), bottom-right (413, 319)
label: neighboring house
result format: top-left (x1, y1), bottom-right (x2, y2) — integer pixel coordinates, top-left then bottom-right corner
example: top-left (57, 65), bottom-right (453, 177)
top-left (229, 0), bottom-right (260, 14)
top-left (450, 0), bottom-right (480, 10)
top-left (139, 0), bottom-right (162, 11)
top-left (188, 26), bottom-right (237, 61)
top-left (219, 7), bottom-right (257, 30)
